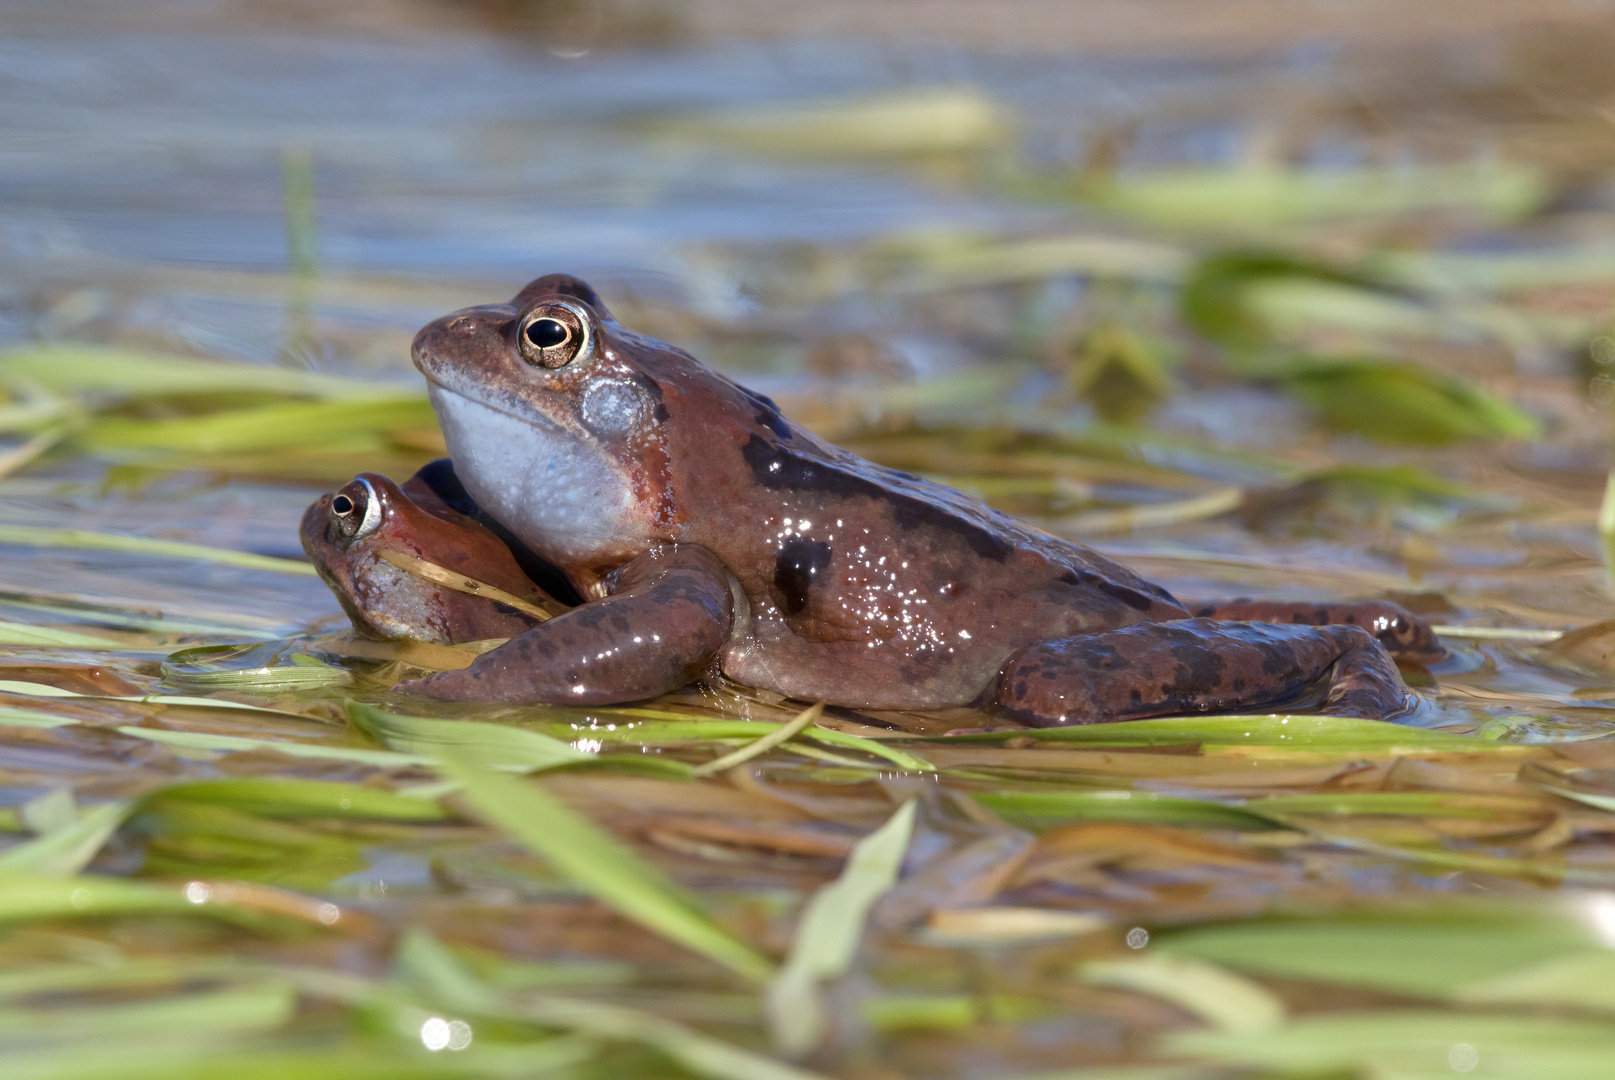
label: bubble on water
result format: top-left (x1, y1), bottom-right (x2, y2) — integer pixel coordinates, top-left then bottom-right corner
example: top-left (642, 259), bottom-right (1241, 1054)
top-left (420, 1017), bottom-right (451, 1051)
top-left (1448, 1042), bottom-right (1478, 1072)
top-left (1126, 927), bottom-right (1149, 949)
top-left (185, 881), bottom-right (211, 905)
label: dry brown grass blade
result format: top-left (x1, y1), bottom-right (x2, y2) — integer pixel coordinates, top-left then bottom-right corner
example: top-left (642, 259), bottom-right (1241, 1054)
top-left (374, 548), bottom-right (557, 620)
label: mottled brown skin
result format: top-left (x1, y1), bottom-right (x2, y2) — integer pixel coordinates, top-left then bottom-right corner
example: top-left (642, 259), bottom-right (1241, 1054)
top-left (996, 619), bottom-right (1408, 727)
top-left (1190, 598), bottom-right (1443, 663)
top-left (301, 471), bottom-right (559, 645)
top-left (395, 273), bottom-right (1428, 723)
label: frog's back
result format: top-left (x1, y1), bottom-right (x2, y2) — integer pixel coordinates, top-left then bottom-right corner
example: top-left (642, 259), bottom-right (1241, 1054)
top-left (662, 382), bottom-right (1187, 707)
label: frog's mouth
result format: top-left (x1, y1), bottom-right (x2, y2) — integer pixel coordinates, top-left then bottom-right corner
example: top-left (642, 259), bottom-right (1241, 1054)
top-left (420, 377), bottom-right (572, 439)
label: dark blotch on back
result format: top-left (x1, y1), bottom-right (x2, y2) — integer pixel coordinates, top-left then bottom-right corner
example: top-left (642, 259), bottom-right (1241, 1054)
top-left (774, 537), bottom-right (834, 615)
top-left (742, 388), bottom-right (793, 440)
top-left (1058, 567), bottom-right (1160, 613)
top-left (741, 436), bottom-right (1011, 561)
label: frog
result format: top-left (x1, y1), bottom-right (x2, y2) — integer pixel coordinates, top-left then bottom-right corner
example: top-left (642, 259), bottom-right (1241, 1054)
top-left (301, 468), bottom-right (566, 646)
top-left (393, 272), bottom-right (1434, 726)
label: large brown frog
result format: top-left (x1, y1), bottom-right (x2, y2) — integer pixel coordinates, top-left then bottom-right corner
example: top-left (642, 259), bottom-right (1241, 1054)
top-left (389, 273), bottom-right (1435, 726)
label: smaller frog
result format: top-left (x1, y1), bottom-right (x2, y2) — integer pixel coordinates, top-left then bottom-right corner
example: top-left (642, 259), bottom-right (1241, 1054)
top-left (301, 469), bottom-right (564, 645)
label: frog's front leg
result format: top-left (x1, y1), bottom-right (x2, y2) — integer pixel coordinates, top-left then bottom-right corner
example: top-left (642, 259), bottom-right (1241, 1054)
top-left (994, 618), bottom-right (1412, 727)
top-left (1188, 598), bottom-right (1439, 658)
top-left (399, 544), bottom-right (736, 704)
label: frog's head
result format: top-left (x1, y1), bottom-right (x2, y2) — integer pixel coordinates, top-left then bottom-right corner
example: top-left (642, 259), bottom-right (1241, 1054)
top-left (411, 274), bottom-right (710, 573)
top-left (300, 472), bottom-right (460, 640)
top-left (301, 472), bottom-right (551, 643)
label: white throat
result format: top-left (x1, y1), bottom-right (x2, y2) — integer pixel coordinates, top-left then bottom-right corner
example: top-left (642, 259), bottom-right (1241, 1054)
top-left (427, 385), bottom-right (634, 562)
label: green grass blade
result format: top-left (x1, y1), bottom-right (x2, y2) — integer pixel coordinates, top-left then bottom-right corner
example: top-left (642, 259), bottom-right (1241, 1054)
top-left (692, 701), bottom-right (824, 776)
top-left (401, 934), bottom-right (814, 1080)
top-left (116, 726), bottom-right (430, 767)
top-left (1252, 791), bottom-right (1540, 818)
top-left (151, 778), bottom-right (448, 821)
top-left (0, 876), bottom-right (218, 924)
top-left (924, 714), bottom-right (1490, 751)
top-left (581, 718), bottom-right (935, 771)
top-left (767, 799), bottom-right (916, 1056)
top-left (0, 619), bottom-right (138, 648)
top-left (84, 395), bottom-right (432, 454)
top-left (349, 702), bottom-right (592, 772)
top-left (0, 526), bottom-right (316, 575)
top-left (1461, 951), bottom-right (1615, 1012)
top-left (525, 994), bottom-right (829, 1080)
top-left (433, 749), bottom-right (776, 982)
top-left (976, 790), bottom-right (1273, 830)
top-left (0, 981), bottom-right (296, 1043)
top-left (0, 800), bottom-right (132, 875)
top-left (0, 705), bottom-right (78, 729)
top-left (1078, 954), bottom-right (1285, 1034)
top-left (1166, 1010), bottom-right (1615, 1077)
top-left (0, 344), bottom-right (395, 400)
top-left (1160, 909), bottom-right (1595, 999)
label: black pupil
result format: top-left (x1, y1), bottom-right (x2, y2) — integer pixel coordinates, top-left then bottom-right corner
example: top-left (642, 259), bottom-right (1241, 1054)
top-left (525, 318), bottom-right (569, 349)
top-left (332, 494), bottom-right (354, 515)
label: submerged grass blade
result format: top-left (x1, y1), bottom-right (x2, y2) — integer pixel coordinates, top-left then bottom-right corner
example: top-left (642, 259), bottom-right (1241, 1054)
top-left (1079, 953), bottom-right (1286, 1034)
top-left (117, 726), bottom-right (429, 768)
top-left (0, 705), bottom-right (79, 729)
top-left (349, 701), bottom-right (591, 772)
top-left (976, 790), bottom-right (1272, 830)
top-left (0, 981), bottom-right (297, 1044)
top-left (0, 679), bottom-right (323, 718)
top-left (400, 932), bottom-right (825, 1080)
top-left (0, 526), bottom-right (316, 575)
top-left (692, 701), bottom-right (824, 777)
top-left (0, 800), bottom-right (132, 875)
top-left (0, 620), bottom-right (147, 648)
top-left (433, 749), bottom-right (776, 983)
top-left (1166, 1010), bottom-right (1615, 1077)
top-left (767, 799), bottom-right (916, 1056)
top-left (152, 778), bottom-right (448, 821)
top-left (1160, 909), bottom-right (1595, 999)
top-left (584, 717), bottom-right (935, 771)
top-left (926, 714), bottom-right (1493, 751)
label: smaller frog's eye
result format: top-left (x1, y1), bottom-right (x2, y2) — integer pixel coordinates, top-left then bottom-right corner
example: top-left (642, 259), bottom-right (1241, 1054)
top-left (516, 303), bottom-right (590, 369)
top-left (331, 479), bottom-right (382, 541)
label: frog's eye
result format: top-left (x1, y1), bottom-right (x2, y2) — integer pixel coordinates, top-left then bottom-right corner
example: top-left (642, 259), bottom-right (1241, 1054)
top-left (330, 478), bottom-right (382, 541)
top-left (516, 303), bottom-right (590, 369)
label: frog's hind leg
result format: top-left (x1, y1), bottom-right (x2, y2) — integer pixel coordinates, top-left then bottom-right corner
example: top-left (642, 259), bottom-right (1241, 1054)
top-left (397, 544), bottom-right (735, 705)
top-left (1187, 599), bottom-right (1440, 659)
top-left (994, 618), bottom-right (1413, 727)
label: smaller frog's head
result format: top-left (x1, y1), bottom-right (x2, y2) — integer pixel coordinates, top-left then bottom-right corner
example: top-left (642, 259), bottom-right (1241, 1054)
top-left (301, 472), bottom-right (551, 643)
top-left (410, 274), bottom-right (684, 570)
